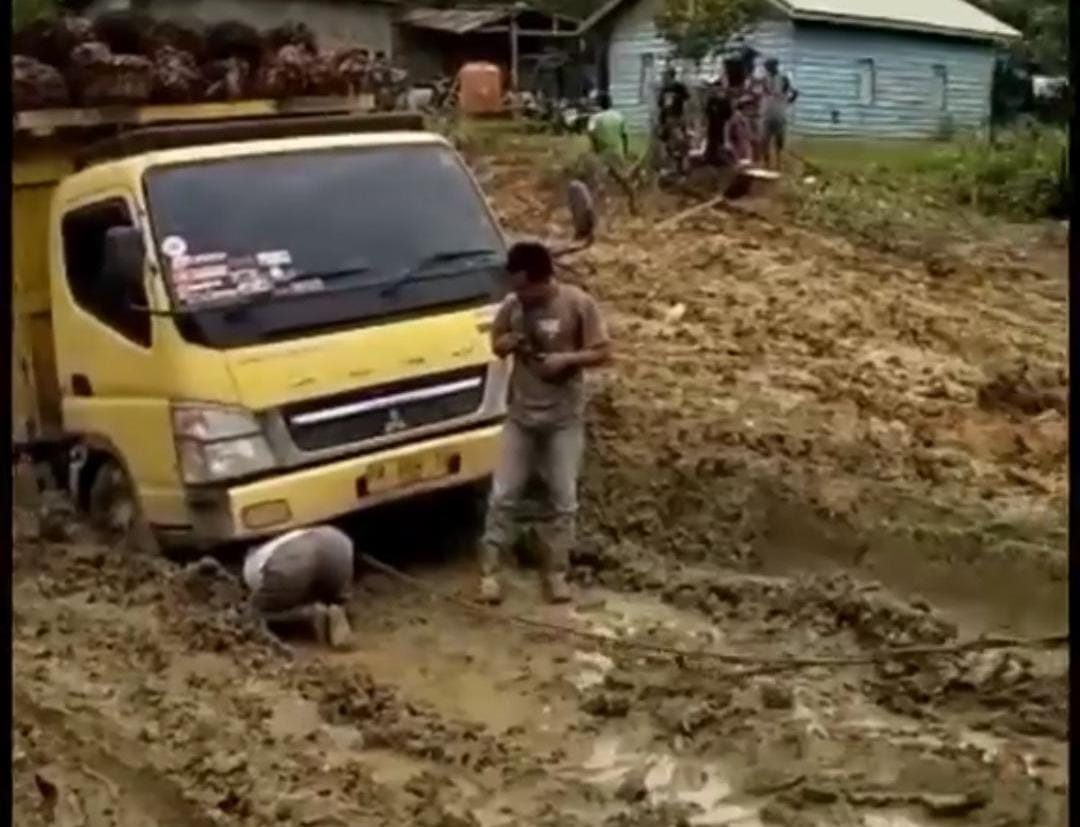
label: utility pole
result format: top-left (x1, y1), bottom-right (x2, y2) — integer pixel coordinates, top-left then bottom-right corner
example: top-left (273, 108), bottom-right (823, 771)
top-left (510, 14), bottom-right (520, 91)
top-left (509, 1), bottom-right (529, 92)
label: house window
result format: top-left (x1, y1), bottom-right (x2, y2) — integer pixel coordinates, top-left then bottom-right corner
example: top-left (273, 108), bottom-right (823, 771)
top-left (856, 59), bottom-right (876, 105)
top-left (638, 53), bottom-right (655, 104)
top-left (61, 199), bottom-right (151, 347)
top-left (931, 64), bottom-right (948, 111)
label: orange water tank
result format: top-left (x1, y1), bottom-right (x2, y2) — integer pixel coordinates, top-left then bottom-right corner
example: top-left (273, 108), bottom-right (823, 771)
top-left (457, 62), bottom-right (503, 114)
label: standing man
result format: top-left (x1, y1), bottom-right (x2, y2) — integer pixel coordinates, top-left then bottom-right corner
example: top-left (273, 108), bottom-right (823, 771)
top-left (759, 58), bottom-right (798, 169)
top-left (703, 75), bottom-right (733, 167)
top-left (243, 524), bottom-right (355, 648)
top-left (479, 242), bottom-right (612, 605)
top-left (657, 67), bottom-right (691, 174)
top-left (725, 95), bottom-right (757, 167)
top-left (588, 92), bottom-right (629, 161)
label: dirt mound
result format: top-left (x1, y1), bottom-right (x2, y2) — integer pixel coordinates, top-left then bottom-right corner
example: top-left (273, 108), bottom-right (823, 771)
top-left (873, 650), bottom-right (1069, 739)
top-left (571, 540), bottom-right (958, 648)
top-left (173, 557), bottom-right (244, 607)
top-left (478, 139), bottom-right (1068, 564)
top-left (977, 362), bottom-right (1067, 417)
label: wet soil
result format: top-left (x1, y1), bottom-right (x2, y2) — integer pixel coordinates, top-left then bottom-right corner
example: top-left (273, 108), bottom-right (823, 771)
top-left (12, 134), bottom-right (1068, 826)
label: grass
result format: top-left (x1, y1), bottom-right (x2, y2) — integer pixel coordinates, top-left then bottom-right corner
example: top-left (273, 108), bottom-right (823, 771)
top-left (790, 137), bottom-right (954, 175)
top-left (783, 127), bottom-right (1067, 251)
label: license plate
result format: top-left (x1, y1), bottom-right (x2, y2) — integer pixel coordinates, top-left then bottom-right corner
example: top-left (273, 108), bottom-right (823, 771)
top-left (364, 451), bottom-right (448, 494)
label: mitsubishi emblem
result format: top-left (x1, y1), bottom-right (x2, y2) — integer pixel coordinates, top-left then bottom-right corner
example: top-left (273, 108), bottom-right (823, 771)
top-left (384, 408), bottom-right (407, 435)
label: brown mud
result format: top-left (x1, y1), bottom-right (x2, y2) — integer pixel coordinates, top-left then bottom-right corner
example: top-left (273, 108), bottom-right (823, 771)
top-left (13, 134), bottom-right (1067, 826)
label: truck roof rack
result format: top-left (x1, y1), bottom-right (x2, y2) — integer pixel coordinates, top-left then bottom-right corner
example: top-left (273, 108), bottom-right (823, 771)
top-left (76, 111), bottom-right (426, 169)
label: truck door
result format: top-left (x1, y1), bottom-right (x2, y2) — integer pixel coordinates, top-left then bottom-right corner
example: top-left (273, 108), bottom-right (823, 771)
top-left (53, 193), bottom-right (182, 522)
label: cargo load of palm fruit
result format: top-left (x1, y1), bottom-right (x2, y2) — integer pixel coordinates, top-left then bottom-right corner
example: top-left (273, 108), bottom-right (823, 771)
top-left (11, 11), bottom-right (409, 111)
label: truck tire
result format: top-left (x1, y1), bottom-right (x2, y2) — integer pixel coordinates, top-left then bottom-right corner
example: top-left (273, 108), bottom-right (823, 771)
top-left (87, 458), bottom-right (160, 555)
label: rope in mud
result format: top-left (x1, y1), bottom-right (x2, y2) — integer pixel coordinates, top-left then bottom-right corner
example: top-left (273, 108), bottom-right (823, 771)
top-left (356, 552), bottom-right (1068, 672)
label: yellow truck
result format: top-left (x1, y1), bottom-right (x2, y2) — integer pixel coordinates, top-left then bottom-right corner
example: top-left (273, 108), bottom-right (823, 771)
top-left (13, 97), bottom-right (589, 551)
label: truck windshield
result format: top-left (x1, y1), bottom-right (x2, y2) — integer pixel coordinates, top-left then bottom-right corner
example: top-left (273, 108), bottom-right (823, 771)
top-left (144, 143), bottom-right (504, 348)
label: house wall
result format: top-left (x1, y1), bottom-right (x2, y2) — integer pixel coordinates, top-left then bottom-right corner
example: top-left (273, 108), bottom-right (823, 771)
top-left (605, 0), bottom-right (795, 132)
top-left (790, 22), bottom-right (996, 138)
top-left (84, 0), bottom-right (396, 55)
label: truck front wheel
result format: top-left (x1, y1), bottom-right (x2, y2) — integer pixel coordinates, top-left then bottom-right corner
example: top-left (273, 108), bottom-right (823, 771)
top-left (86, 458), bottom-right (159, 555)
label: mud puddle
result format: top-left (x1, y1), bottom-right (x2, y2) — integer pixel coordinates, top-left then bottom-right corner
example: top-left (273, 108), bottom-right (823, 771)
top-left (325, 544), bottom-right (1067, 826)
top-left (13, 488), bottom-right (1067, 827)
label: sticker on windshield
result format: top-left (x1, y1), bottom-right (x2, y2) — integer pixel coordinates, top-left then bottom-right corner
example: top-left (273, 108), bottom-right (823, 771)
top-left (160, 235), bottom-right (187, 259)
top-left (287, 277), bottom-right (325, 294)
top-left (171, 251), bottom-right (233, 305)
top-left (255, 250), bottom-right (292, 268)
top-left (168, 249), bottom-right (303, 306)
top-left (237, 274), bottom-right (273, 295)
top-left (175, 264), bottom-right (228, 282)
top-left (188, 252), bottom-right (228, 266)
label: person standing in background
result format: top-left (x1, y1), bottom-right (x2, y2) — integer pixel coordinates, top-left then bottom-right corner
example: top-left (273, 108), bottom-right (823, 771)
top-left (657, 67), bottom-right (691, 174)
top-left (725, 95), bottom-right (757, 167)
top-left (759, 58), bottom-right (798, 169)
top-left (704, 76), bottom-right (733, 167)
top-left (588, 92), bottom-right (629, 161)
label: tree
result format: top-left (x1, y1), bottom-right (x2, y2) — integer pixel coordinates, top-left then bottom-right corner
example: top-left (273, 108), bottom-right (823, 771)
top-left (655, 0), bottom-right (765, 64)
top-left (972, 0), bottom-right (1068, 73)
top-left (13, 0), bottom-right (58, 31)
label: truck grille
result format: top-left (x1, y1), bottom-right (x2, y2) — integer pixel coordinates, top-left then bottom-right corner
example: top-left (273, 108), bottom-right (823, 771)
top-left (283, 366), bottom-right (488, 453)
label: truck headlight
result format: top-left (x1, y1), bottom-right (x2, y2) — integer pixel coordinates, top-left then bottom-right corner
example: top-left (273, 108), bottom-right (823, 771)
top-left (172, 403), bottom-right (275, 484)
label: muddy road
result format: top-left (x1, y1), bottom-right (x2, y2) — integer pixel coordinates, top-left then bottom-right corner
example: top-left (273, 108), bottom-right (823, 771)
top-left (13, 137), bottom-right (1068, 826)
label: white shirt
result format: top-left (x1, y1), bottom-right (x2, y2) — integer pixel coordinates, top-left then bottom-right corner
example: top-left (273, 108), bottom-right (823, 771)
top-left (242, 528), bottom-right (307, 591)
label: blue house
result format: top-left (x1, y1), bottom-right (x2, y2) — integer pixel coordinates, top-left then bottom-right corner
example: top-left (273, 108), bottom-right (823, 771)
top-left (581, 0), bottom-right (1020, 137)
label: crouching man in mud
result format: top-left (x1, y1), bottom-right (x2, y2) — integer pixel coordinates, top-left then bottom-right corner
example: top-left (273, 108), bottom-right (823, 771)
top-left (479, 241), bottom-right (612, 604)
top-left (243, 525), bottom-right (355, 649)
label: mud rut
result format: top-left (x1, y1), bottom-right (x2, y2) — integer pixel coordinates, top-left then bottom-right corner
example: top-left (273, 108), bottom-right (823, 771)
top-left (13, 138), bottom-right (1068, 827)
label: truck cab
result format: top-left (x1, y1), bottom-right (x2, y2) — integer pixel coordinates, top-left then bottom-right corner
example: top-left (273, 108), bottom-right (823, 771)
top-left (12, 101), bottom-right (588, 550)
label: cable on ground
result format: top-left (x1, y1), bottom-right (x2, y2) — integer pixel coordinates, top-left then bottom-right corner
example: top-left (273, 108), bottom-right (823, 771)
top-left (357, 552), bottom-right (1068, 672)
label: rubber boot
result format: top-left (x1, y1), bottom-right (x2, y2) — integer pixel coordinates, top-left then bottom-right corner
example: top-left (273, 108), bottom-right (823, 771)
top-left (326, 605), bottom-right (353, 650)
top-left (544, 572), bottom-right (571, 604)
top-left (310, 603), bottom-right (330, 645)
top-left (479, 576), bottom-right (503, 605)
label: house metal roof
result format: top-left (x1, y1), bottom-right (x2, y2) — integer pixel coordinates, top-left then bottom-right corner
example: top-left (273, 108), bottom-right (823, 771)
top-left (400, 8), bottom-right (510, 34)
top-left (581, 0), bottom-right (1019, 41)
top-left (772, 0), bottom-right (1019, 40)
top-left (401, 6), bottom-right (579, 35)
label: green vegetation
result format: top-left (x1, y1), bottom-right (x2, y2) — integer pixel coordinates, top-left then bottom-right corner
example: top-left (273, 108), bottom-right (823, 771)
top-left (973, 0), bottom-right (1068, 72)
top-left (937, 127), bottom-right (1068, 219)
top-left (789, 127), bottom-right (1067, 250)
top-left (12, 0), bottom-right (57, 29)
top-left (654, 0), bottom-right (765, 64)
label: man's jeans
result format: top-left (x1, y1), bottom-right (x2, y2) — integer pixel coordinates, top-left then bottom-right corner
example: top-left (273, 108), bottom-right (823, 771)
top-left (480, 419), bottom-right (585, 577)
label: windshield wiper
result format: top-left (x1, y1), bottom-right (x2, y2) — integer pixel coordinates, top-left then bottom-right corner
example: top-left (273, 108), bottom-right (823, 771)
top-left (379, 248), bottom-right (501, 297)
top-left (292, 264), bottom-right (373, 282)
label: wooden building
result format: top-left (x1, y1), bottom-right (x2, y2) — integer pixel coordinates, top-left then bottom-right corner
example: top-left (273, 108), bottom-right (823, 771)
top-left (582, 0), bottom-right (1020, 137)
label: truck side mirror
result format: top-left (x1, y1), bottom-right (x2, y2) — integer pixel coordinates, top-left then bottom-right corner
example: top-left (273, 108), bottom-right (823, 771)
top-left (567, 179), bottom-right (596, 243)
top-left (102, 225), bottom-right (146, 291)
